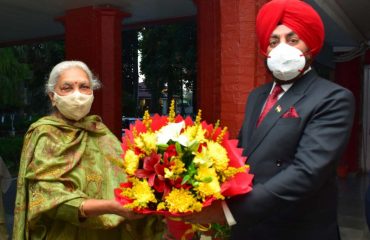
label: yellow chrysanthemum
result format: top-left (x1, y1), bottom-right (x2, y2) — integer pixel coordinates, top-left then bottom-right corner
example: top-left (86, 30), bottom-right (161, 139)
top-left (195, 165), bottom-right (223, 200)
top-left (165, 188), bottom-right (203, 213)
top-left (123, 150), bottom-right (140, 175)
top-left (134, 132), bottom-right (157, 155)
top-left (122, 178), bottom-right (157, 209)
top-left (207, 141), bottom-right (229, 171)
top-left (171, 158), bottom-right (186, 175)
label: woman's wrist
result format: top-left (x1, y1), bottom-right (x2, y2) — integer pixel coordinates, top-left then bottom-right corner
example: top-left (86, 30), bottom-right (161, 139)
top-left (76, 198), bottom-right (143, 220)
top-left (78, 200), bottom-right (88, 220)
top-left (109, 199), bottom-right (123, 215)
top-left (77, 199), bottom-right (125, 218)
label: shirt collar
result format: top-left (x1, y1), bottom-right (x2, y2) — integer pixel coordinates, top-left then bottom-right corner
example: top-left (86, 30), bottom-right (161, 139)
top-left (271, 67), bottom-right (312, 93)
top-left (271, 81), bottom-right (292, 93)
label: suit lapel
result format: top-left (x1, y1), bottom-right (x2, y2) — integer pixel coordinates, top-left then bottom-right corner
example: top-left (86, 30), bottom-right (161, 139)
top-left (242, 85), bottom-right (271, 150)
top-left (244, 70), bottom-right (318, 158)
top-left (250, 90), bottom-right (269, 131)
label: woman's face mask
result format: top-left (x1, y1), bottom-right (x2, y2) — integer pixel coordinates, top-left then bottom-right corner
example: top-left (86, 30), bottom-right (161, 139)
top-left (267, 43), bottom-right (306, 81)
top-left (51, 67), bottom-right (94, 121)
top-left (53, 90), bottom-right (94, 121)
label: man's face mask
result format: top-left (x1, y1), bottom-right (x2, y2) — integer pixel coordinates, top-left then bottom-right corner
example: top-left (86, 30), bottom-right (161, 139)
top-left (53, 90), bottom-right (94, 121)
top-left (267, 43), bottom-right (306, 81)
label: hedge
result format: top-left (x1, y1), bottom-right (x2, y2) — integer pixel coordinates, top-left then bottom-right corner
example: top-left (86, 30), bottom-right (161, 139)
top-left (0, 136), bottom-right (24, 176)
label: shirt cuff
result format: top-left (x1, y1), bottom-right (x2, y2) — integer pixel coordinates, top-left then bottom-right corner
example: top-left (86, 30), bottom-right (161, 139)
top-left (221, 201), bottom-right (237, 226)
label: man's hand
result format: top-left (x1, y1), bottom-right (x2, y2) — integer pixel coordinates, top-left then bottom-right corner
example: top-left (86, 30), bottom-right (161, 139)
top-left (181, 200), bottom-right (227, 225)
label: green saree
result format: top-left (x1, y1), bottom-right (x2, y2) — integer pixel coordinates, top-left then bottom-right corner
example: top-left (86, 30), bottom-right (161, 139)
top-left (13, 115), bottom-right (163, 240)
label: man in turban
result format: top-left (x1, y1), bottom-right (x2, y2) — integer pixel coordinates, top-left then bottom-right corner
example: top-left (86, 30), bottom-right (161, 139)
top-left (183, 0), bottom-right (355, 239)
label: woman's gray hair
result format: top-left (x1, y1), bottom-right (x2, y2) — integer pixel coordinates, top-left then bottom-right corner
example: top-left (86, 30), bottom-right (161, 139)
top-left (45, 60), bottom-right (101, 94)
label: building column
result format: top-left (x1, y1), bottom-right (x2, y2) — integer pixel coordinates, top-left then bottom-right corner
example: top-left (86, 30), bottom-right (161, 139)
top-left (60, 6), bottom-right (129, 138)
top-left (335, 57), bottom-right (362, 175)
top-left (194, 0), bottom-right (269, 137)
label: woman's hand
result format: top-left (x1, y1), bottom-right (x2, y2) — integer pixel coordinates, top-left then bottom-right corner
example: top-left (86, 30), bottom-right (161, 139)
top-left (110, 200), bottom-right (145, 220)
top-left (80, 199), bottom-right (144, 220)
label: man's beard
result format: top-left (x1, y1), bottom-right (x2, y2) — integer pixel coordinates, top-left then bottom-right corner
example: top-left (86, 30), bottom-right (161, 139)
top-left (266, 56), bottom-right (312, 85)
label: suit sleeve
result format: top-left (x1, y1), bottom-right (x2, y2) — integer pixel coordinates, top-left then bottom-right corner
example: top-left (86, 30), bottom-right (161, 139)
top-left (227, 88), bottom-right (355, 225)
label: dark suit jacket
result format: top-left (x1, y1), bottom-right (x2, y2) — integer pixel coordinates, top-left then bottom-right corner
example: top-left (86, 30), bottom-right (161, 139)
top-left (227, 70), bottom-right (355, 240)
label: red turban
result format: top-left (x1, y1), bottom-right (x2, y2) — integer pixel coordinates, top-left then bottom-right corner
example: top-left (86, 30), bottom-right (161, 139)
top-left (256, 0), bottom-right (325, 57)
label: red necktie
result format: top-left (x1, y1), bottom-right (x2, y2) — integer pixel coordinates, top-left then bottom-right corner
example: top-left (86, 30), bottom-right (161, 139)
top-left (257, 84), bottom-right (283, 127)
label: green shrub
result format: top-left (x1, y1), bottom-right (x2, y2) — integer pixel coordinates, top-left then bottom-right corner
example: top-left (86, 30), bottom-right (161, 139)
top-left (0, 136), bottom-right (24, 176)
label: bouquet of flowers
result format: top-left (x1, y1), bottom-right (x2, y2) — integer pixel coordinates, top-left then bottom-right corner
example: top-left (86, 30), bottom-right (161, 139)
top-left (114, 101), bottom-right (253, 239)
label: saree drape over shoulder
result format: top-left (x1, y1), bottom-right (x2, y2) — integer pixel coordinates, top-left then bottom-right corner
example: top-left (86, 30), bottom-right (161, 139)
top-left (13, 115), bottom-right (163, 240)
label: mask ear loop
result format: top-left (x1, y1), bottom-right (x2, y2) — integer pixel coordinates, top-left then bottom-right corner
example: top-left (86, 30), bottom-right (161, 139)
top-left (51, 92), bottom-right (57, 106)
top-left (297, 50), bottom-right (312, 73)
top-left (298, 54), bottom-right (305, 73)
top-left (260, 49), bottom-right (269, 58)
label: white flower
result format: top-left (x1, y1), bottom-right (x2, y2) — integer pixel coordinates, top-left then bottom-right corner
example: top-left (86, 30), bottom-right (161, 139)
top-left (156, 121), bottom-right (189, 145)
top-left (177, 134), bottom-right (190, 146)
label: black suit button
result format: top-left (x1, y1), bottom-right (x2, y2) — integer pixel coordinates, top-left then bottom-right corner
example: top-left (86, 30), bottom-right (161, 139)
top-left (276, 160), bottom-right (282, 167)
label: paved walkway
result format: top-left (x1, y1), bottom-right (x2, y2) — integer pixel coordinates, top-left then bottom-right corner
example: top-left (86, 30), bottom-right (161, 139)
top-left (338, 173), bottom-right (370, 240)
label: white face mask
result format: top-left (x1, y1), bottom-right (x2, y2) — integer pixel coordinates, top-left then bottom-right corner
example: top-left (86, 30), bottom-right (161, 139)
top-left (52, 91), bottom-right (94, 121)
top-left (267, 43), bottom-right (306, 81)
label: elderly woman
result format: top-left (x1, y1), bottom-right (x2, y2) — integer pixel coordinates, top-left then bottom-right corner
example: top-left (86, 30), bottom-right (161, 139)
top-left (13, 61), bottom-right (164, 240)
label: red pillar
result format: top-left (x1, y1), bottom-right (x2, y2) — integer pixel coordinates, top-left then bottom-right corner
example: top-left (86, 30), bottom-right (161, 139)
top-left (335, 57), bottom-right (362, 174)
top-left (59, 6), bottom-right (129, 138)
top-left (194, 0), bottom-right (269, 138)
